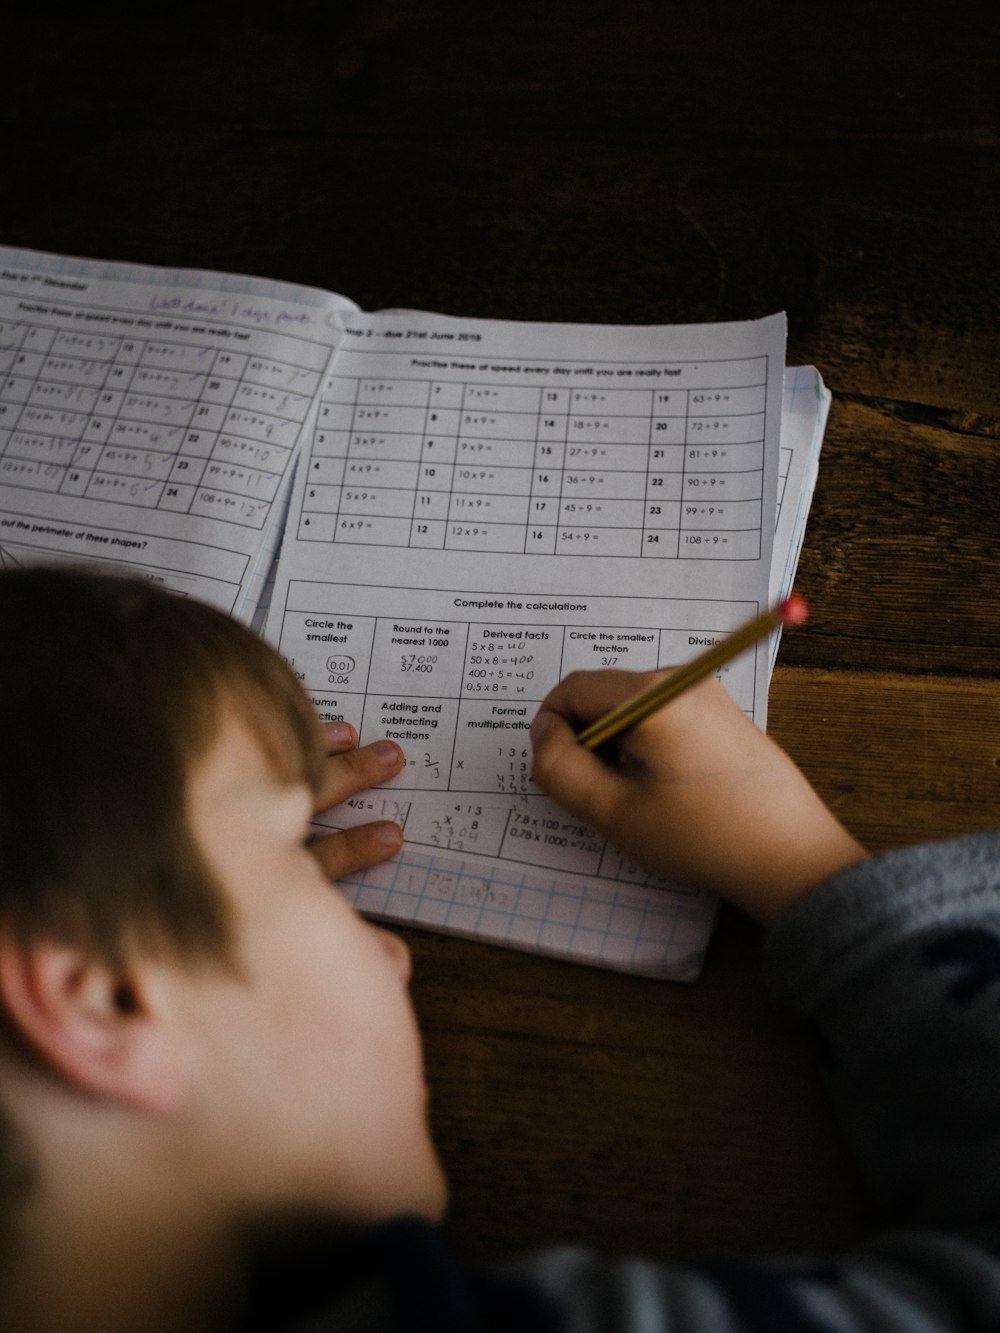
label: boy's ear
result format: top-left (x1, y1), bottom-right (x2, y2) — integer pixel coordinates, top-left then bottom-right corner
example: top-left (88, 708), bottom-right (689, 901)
top-left (0, 934), bottom-right (188, 1115)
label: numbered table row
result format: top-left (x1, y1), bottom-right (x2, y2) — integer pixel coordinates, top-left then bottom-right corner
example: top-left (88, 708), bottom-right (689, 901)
top-left (0, 398), bottom-right (303, 450)
top-left (0, 322), bottom-right (327, 381)
top-left (322, 375), bottom-right (766, 415)
top-left (1, 350), bottom-right (322, 400)
top-left (334, 790), bottom-right (686, 889)
top-left (296, 511), bottom-right (762, 557)
top-left (303, 487), bottom-right (761, 526)
top-left (0, 455), bottom-right (269, 523)
top-left (284, 612), bottom-right (757, 717)
top-left (0, 378), bottom-right (313, 426)
top-left (313, 408), bottom-right (764, 448)
top-left (305, 456), bottom-right (764, 495)
top-left (0, 427), bottom-right (291, 478)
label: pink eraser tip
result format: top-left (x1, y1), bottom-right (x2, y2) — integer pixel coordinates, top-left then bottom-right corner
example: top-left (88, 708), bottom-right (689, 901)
top-left (778, 593), bottom-right (808, 626)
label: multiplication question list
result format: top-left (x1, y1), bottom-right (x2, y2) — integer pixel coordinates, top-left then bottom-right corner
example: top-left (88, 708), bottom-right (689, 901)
top-left (268, 308), bottom-right (787, 978)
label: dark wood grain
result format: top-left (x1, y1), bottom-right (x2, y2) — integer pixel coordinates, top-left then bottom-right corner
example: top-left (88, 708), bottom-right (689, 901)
top-left (2, 0), bottom-right (997, 1267)
top-left (780, 397), bottom-right (1000, 674)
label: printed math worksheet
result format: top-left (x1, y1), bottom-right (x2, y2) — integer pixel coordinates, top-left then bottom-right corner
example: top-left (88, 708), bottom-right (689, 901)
top-left (264, 309), bottom-right (788, 979)
top-left (1, 248), bottom-right (821, 978)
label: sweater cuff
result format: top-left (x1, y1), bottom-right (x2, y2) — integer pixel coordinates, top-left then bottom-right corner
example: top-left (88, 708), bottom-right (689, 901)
top-left (762, 828), bottom-right (1000, 1014)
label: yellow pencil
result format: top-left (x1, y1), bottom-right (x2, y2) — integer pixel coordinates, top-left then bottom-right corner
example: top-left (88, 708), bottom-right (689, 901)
top-left (577, 594), bottom-right (808, 751)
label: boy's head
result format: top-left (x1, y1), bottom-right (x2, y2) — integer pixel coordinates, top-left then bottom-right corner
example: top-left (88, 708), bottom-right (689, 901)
top-left (0, 567), bottom-right (444, 1307)
top-left (0, 564), bottom-right (325, 970)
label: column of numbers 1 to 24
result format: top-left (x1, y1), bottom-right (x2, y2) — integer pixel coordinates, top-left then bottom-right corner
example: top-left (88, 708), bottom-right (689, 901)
top-left (299, 375), bottom-right (767, 558)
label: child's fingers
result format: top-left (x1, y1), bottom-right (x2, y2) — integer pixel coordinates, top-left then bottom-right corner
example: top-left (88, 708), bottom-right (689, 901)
top-left (314, 739), bottom-right (405, 812)
top-left (321, 720), bottom-right (358, 755)
top-left (531, 669), bottom-right (673, 829)
top-left (537, 667), bottom-right (664, 727)
top-left (530, 705), bottom-right (623, 830)
top-left (309, 819), bottom-right (404, 881)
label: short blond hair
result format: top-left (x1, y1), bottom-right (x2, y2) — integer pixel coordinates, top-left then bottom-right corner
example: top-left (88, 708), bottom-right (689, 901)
top-left (0, 565), bottom-right (325, 966)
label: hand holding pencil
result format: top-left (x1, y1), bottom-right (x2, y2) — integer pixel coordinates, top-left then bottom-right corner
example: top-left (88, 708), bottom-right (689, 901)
top-left (530, 596), bottom-right (868, 923)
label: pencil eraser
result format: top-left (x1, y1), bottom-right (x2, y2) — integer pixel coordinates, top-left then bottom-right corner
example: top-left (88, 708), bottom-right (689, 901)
top-left (778, 592), bottom-right (808, 626)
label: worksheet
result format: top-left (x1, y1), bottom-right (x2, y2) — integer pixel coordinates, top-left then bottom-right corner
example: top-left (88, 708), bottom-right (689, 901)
top-left (1, 246), bottom-right (803, 979)
top-left (0, 247), bottom-right (353, 618)
top-left (265, 309), bottom-right (787, 979)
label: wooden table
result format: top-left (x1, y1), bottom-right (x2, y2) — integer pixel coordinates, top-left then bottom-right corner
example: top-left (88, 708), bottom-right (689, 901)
top-left (4, 0), bottom-right (998, 1266)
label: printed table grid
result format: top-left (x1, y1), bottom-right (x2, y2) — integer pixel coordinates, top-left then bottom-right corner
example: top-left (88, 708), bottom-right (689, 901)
top-left (286, 580), bottom-right (758, 902)
top-left (0, 321), bottom-right (319, 531)
top-left (299, 373), bottom-right (766, 559)
top-left (286, 604), bottom-right (759, 798)
top-left (339, 849), bottom-right (711, 978)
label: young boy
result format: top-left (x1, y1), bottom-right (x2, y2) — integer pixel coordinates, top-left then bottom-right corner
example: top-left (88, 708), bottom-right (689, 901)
top-left (1, 565), bottom-right (998, 1331)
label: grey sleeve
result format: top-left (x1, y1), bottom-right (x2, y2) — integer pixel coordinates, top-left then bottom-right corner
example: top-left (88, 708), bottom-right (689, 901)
top-left (763, 828), bottom-right (1000, 1230)
top-left (494, 830), bottom-right (1000, 1332)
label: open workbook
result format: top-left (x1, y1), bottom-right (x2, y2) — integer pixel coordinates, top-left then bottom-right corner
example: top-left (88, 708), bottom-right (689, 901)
top-left (0, 246), bottom-right (829, 980)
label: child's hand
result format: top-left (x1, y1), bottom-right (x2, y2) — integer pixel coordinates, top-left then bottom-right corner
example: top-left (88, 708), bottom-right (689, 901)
top-left (307, 722), bottom-right (405, 883)
top-left (530, 671), bottom-right (867, 924)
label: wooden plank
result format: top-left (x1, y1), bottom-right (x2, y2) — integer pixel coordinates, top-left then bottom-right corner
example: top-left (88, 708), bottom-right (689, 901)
top-left (778, 398), bottom-right (1000, 675)
top-left (768, 666), bottom-right (1000, 846)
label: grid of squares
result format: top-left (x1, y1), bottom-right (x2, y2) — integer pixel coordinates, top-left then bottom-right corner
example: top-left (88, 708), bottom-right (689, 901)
top-left (339, 847), bottom-right (715, 981)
